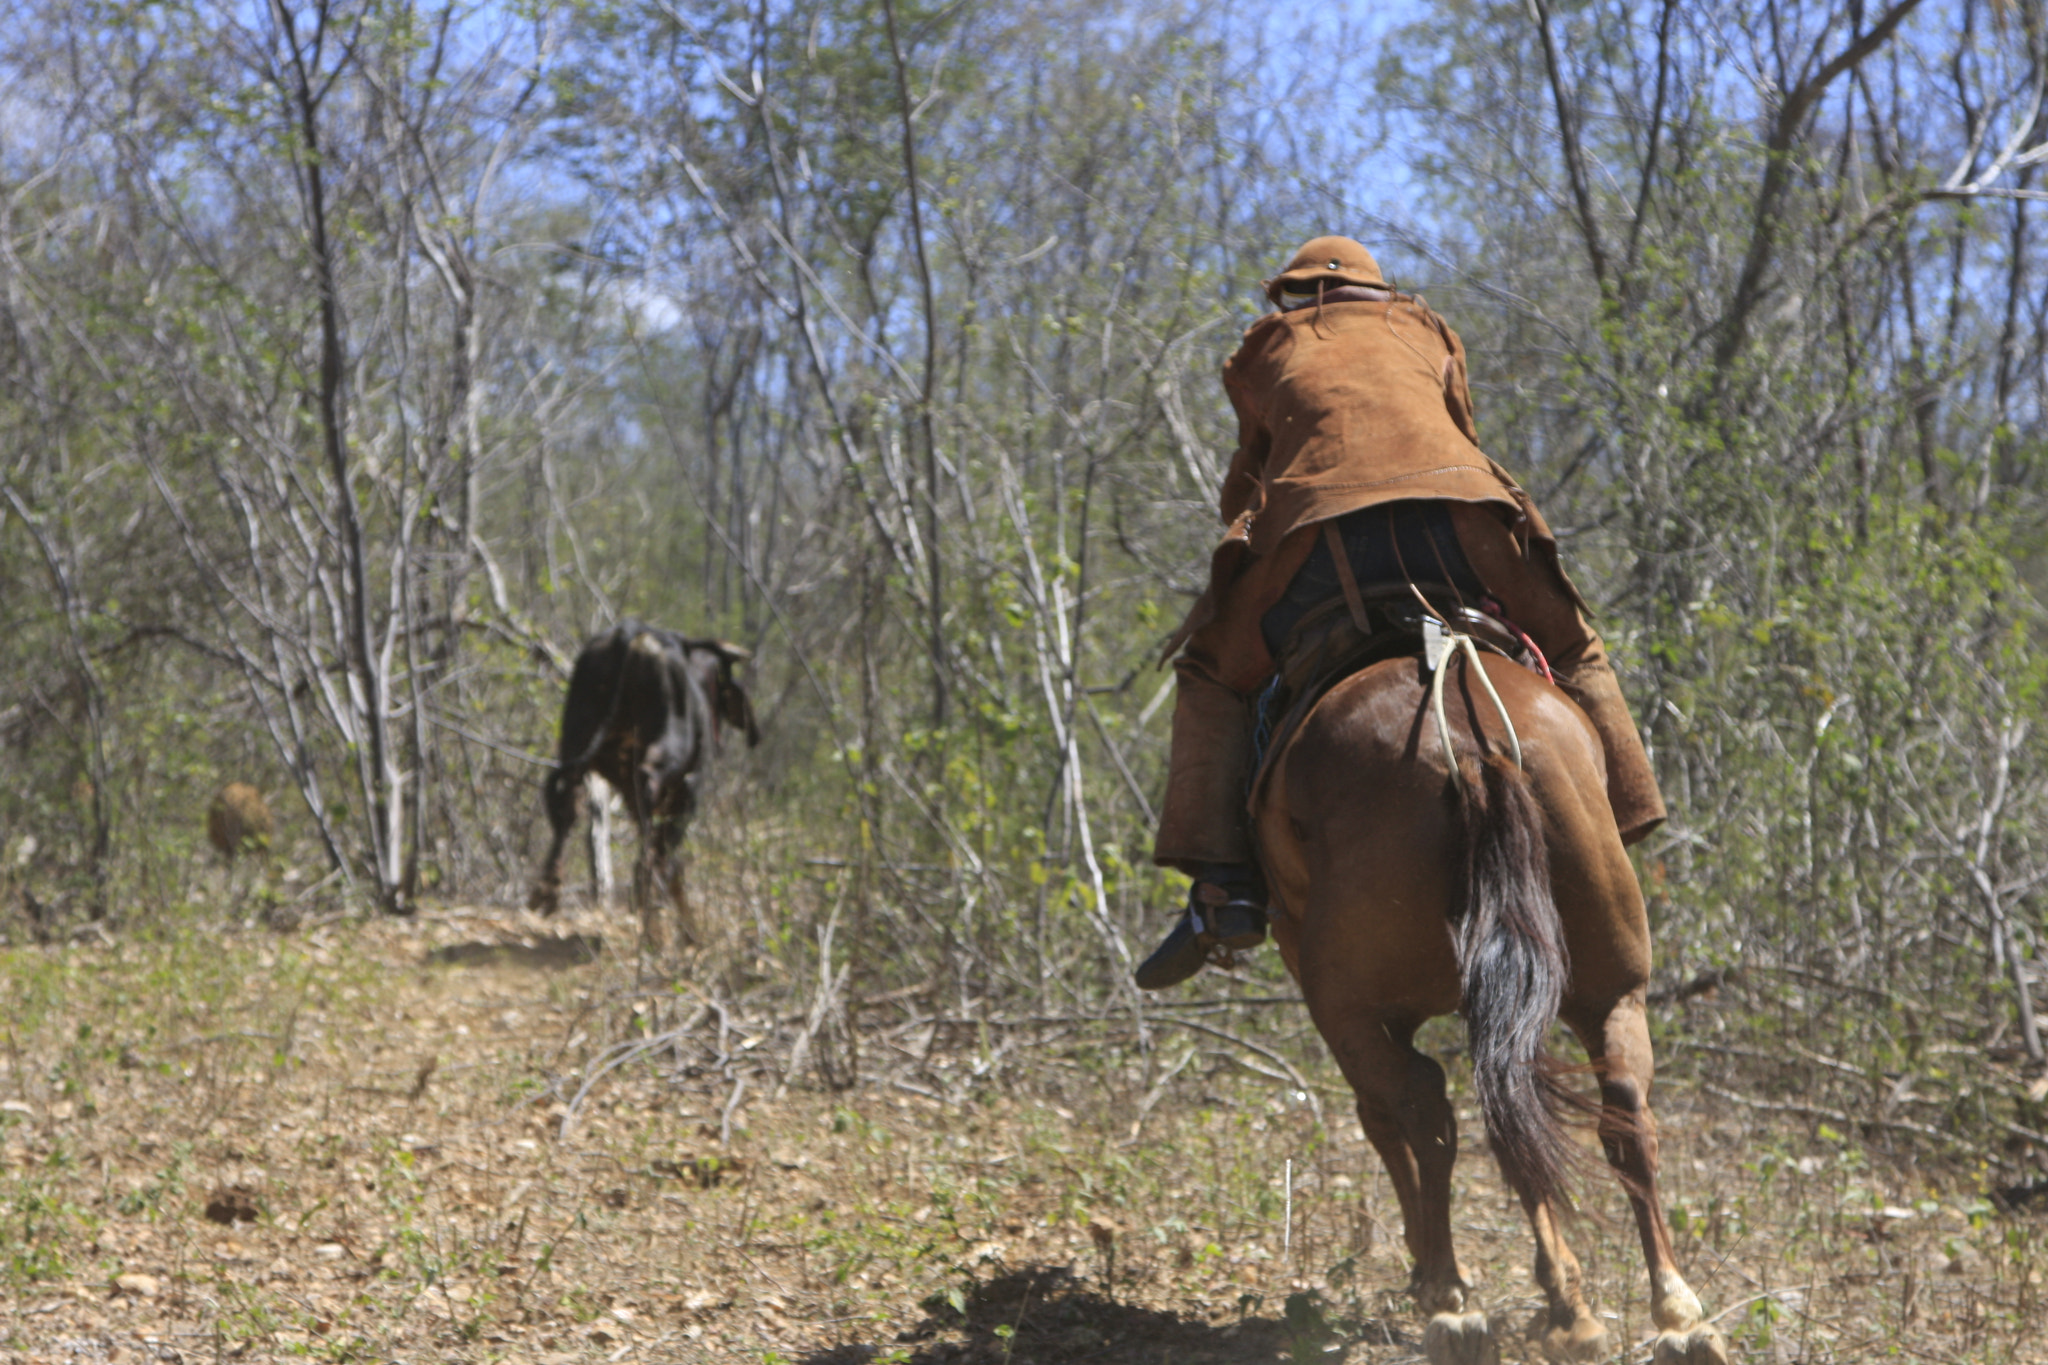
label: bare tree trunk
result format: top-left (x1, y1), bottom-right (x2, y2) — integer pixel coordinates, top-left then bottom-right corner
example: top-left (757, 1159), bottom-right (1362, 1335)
top-left (1529, 0), bottom-right (1610, 289)
top-left (881, 0), bottom-right (947, 732)
top-left (1969, 718), bottom-right (2041, 1064)
top-left (270, 0), bottom-right (400, 909)
top-left (0, 485), bottom-right (112, 918)
top-left (1712, 1), bottom-right (1926, 377)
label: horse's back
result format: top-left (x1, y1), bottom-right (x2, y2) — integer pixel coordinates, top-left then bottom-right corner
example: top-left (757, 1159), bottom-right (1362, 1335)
top-left (1260, 652), bottom-right (1648, 1021)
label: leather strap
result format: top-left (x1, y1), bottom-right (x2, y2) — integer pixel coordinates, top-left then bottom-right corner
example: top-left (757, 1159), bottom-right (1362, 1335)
top-left (1324, 520), bottom-right (1372, 634)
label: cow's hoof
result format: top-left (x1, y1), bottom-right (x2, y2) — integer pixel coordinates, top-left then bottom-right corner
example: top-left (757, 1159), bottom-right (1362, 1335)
top-left (1527, 1310), bottom-right (1610, 1363)
top-left (1424, 1311), bottom-right (1499, 1365)
top-left (1653, 1324), bottom-right (1730, 1365)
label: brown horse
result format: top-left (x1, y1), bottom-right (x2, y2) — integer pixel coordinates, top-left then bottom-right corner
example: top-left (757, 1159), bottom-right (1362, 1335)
top-left (1254, 646), bottom-right (1729, 1365)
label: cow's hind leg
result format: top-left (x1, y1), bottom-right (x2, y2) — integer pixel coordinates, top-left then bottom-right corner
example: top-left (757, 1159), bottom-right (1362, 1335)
top-left (1320, 1012), bottom-right (1492, 1362)
top-left (646, 816), bottom-right (694, 957)
top-left (529, 768), bottom-right (585, 914)
top-left (1568, 995), bottom-right (1729, 1365)
top-left (632, 822), bottom-right (667, 959)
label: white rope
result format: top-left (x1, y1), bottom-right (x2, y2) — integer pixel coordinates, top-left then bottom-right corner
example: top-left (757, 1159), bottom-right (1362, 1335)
top-left (1427, 625), bottom-right (1523, 794)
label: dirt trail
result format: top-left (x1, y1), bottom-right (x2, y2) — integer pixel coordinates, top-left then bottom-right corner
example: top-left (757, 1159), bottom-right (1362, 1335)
top-left (1, 907), bottom-right (2039, 1363)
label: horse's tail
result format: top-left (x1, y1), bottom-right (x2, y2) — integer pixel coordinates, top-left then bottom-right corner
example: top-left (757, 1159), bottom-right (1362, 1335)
top-left (1454, 749), bottom-right (1574, 1211)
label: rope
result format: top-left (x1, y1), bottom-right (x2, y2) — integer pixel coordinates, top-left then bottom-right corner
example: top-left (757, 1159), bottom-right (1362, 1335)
top-left (1319, 511), bottom-right (1525, 792)
top-left (1427, 624), bottom-right (1523, 795)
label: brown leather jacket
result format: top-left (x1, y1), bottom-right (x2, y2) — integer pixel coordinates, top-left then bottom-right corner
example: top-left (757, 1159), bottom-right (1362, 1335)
top-left (1219, 291), bottom-right (1540, 556)
top-left (1165, 292), bottom-right (1566, 670)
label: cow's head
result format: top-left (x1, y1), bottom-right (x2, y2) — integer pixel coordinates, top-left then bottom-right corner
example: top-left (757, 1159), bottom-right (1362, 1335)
top-left (689, 640), bottom-right (761, 749)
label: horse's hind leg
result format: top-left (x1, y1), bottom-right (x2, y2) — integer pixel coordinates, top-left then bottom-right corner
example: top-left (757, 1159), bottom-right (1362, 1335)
top-left (1321, 1013), bottom-right (1492, 1360)
top-left (1568, 994), bottom-right (1730, 1365)
top-left (1513, 1188), bottom-right (1607, 1363)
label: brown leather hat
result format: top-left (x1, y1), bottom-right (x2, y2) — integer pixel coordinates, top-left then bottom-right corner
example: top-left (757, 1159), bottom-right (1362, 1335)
top-left (1264, 235), bottom-right (1388, 304)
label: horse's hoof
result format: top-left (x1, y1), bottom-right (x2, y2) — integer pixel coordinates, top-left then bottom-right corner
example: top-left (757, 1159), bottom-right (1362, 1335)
top-left (1652, 1270), bottom-right (1706, 1332)
top-left (1424, 1310), bottom-right (1499, 1365)
top-left (1653, 1324), bottom-right (1730, 1365)
top-left (1528, 1313), bottom-right (1610, 1363)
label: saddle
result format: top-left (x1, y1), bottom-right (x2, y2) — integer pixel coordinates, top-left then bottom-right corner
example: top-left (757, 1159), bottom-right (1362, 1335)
top-left (1248, 581), bottom-right (1546, 810)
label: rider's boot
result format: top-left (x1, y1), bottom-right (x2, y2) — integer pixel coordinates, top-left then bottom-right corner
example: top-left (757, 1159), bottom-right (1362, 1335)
top-left (1134, 863), bottom-right (1268, 991)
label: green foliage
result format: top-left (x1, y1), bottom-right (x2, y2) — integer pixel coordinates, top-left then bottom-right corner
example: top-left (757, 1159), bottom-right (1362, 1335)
top-left (1, 0), bottom-right (2046, 1161)
top-left (1281, 1288), bottom-right (1336, 1362)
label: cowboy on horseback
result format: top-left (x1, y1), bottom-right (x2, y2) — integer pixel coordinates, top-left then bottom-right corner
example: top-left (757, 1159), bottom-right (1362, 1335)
top-left (1136, 235), bottom-right (1666, 991)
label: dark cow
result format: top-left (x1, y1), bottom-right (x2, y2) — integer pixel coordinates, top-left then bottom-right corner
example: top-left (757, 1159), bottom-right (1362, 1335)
top-left (529, 621), bottom-right (759, 953)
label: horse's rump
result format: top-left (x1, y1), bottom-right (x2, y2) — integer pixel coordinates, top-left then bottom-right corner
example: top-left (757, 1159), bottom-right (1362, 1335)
top-left (1256, 648), bottom-right (1589, 1210)
top-left (1247, 584), bottom-right (1545, 817)
top-left (1251, 634), bottom-right (1722, 1362)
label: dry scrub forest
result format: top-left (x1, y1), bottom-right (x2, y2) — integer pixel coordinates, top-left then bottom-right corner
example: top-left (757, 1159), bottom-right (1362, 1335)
top-left (7, 0), bottom-right (2048, 1361)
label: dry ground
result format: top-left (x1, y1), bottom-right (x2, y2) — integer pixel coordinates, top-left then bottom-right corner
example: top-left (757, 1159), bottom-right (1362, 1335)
top-left (1, 903), bottom-right (2043, 1364)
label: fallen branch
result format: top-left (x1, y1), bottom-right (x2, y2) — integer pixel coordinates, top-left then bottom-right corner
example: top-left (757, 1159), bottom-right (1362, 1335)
top-left (1700, 1083), bottom-right (1949, 1142)
top-left (1154, 1014), bottom-right (1327, 1124)
top-left (557, 1003), bottom-right (711, 1139)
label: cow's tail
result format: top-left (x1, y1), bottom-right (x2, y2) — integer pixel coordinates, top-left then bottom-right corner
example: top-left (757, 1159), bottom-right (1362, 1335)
top-left (1453, 750), bottom-right (1575, 1212)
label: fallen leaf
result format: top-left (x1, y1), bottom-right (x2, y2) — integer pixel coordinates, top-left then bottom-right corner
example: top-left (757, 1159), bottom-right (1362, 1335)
top-left (114, 1273), bottom-right (160, 1298)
